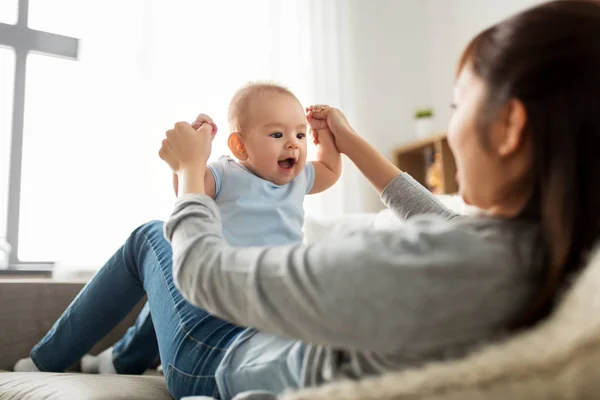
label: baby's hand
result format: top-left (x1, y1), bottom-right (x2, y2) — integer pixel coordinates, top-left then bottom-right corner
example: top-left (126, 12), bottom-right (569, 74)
top-left (191, 113), bottom-right (218, 138)
top-left (306, 105), bottom-right (332, 147)
top-left (306, 105), bottom-right (356, 154)
top-left (310, 127), bottom-right (333, 147)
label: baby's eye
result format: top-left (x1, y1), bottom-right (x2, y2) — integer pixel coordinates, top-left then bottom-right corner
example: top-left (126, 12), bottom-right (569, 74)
top-left (270, 132), bottom-right (283, 139)
top-left (297, 133), bottom-right (306, 139)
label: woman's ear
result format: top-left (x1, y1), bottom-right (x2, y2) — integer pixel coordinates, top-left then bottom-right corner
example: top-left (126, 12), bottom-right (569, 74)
top-left (228, 133), bottom-right (248, 161)
top-left (498, 98), bottom-right (528, 157)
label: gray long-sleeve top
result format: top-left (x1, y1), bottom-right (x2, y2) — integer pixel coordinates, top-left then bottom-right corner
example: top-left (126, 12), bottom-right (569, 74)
top-left (164, 173), bottom-right (544, 388)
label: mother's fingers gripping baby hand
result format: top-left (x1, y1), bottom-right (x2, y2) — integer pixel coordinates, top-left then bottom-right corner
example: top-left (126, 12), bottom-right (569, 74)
top-left (307, 104), bottom-right (329, 113)
top-left (192, 113), bottom-right (214, 128)
top-left (307, 105), bottom-right (331, 119)
top-left (307, 118), bottom-right (329, 130)
top-left (192, 113), bottom-right (218, 139)
top-left (306, 105), bottom-right (330, 130)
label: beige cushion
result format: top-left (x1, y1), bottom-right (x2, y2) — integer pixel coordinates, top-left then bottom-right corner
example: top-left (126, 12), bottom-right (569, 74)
top-left (282, 245), bottom-right (600, 400)
top-left (0, 372), bottom-right (171, 400)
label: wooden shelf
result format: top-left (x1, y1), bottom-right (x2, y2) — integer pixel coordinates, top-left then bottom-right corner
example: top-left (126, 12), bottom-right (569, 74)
top-left (392, 134), bottom-right (458, 194)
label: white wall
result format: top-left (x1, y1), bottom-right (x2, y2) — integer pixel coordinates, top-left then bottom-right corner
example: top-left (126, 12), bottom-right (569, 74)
top-left (426, 0), bottom-right (547, 132)
top-left (338, 0), bottom-right (431, 213)
top-left (338, 0), bottom-right (547, 213)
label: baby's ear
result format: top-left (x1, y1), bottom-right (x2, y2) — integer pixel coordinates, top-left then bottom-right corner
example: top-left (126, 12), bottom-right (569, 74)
top-left (228, 133), bottom-right (248, 161)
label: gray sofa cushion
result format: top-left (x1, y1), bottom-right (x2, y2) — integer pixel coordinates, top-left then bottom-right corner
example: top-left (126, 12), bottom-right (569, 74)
top-left (0, 279), bottom-right (145, 371)
top-left (0, 372), bottom-right (171, 400)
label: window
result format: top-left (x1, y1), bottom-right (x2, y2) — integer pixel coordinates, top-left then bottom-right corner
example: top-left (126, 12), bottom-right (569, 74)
top-left (0, 0), bottom-right (18, 25)
top-left (0, 49), bottom-right (15, 240)
top-left (1, 0), bottom-right (79, 269)
top-left (19, 54), bottom-right (79, 262)
top-left (28, 0), bottom-right (82, 37)
top-left (3, 0), bottom-right (325, 271)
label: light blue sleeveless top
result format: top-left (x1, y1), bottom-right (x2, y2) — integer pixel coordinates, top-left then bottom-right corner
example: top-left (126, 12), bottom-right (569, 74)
top-left (207, 156), bottom-right (315, 248)
top-left (205, 156), bottom-right (315, 400)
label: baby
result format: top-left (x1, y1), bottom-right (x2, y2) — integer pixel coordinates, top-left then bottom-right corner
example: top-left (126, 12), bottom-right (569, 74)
top-left (77, 82), bottom-right (341, 374)
top-left (170, 82), bottom-right (341, 246)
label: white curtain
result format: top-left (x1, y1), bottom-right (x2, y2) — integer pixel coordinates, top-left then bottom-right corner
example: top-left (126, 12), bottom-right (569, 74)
top-left (16, 0), bottom-right (357, 269)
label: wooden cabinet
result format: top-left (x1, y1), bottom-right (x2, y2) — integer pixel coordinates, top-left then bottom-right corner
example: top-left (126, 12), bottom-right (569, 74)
top-left (392, 134), bottom-right (458, 194)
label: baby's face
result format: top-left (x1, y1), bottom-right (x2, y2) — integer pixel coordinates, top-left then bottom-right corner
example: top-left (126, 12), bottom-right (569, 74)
top-left (240, 93), bottom-right (308, 186)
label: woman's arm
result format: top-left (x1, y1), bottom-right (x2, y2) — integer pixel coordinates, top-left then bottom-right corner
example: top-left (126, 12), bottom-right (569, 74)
top-left (308, 106), bottom-right (459, 220)
top-left (165, 195), bottom-right (529, 353)
top-left (343, 133), bottom-right (401, 195)
top-left (381, 173), bottom-right (462, 221)
top-left (173, 170), bottom-right (217, 198)
top-left (342, 132), bottom-right (460, 220)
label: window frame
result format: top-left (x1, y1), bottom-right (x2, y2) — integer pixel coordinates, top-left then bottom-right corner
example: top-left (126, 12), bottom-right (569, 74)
top-left (1, 0), bottom-right (78, 271)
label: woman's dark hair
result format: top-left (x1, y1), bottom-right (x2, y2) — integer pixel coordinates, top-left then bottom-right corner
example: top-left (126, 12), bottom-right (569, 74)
top-left (459, 0), bottom-right (600, 326)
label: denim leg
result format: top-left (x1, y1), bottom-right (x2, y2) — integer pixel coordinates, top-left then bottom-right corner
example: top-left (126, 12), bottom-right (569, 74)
top-left (31, 221), bottom-right (244, 399)
top-left (30, 231), bottom-right (149, 372)
top-left (112, 302), bottom-right (160, 374)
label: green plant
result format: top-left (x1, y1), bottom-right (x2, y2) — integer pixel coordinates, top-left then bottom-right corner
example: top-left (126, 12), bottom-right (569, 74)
top-left (415, 108), bottom-right (434, 119)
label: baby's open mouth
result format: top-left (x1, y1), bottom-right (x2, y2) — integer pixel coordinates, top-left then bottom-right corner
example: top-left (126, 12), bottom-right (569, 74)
top-left (278, 158), bottom-right (296, 169)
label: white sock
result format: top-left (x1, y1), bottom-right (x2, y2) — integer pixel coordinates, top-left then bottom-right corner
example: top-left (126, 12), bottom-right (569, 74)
top-left (14, 358), bottom-right (40, 372)
top-left (81, 347), bottom-right (117, 374)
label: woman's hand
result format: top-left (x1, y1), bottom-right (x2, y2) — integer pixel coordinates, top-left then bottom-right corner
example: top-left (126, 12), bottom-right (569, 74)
top-left (308, 105), bottom-right (401, 194)
top-left (159, 138), bottom-right (181, 173)
top-left (306, 105), bottom-right (357, 154)
top-left (158, 114), bottom-right (218, 197)
top-left (159, 114), bottom-right (217, 173)
top-left (159, 121), bottom-right (214, 174)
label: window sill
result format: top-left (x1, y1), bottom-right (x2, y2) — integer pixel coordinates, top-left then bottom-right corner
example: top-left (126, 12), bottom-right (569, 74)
top-left (0, 263), bottom-right (53, 278)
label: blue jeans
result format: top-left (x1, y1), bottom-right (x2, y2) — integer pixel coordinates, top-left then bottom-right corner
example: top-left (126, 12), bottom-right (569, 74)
top-left (31, 220), bottom-right (245, 400)
top-left (113, 301), bottom-right (160, 375)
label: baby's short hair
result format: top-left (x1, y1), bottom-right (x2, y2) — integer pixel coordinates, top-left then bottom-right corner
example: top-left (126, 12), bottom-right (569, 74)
top-left (228, 82), bottom-right (299, 132)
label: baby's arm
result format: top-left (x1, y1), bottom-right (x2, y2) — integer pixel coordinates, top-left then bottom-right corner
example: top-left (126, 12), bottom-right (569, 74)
top-left (308, 128), bottom-right (342, 194)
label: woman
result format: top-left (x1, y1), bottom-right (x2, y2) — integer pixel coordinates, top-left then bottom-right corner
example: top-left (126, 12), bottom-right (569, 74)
top-left (15, 1), bottom-right (600, 399)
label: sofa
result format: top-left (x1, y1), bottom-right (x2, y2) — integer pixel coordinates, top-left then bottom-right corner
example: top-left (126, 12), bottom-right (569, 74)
top-left (2, 203), bottom-right (600, 399)
top-left (0, 279), bottom-right (170, 399)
